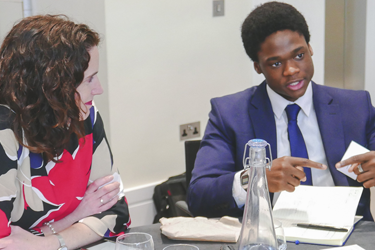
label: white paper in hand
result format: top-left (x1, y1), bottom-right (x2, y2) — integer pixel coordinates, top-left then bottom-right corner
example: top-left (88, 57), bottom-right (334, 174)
top-left (98, 172), bottom-right (124, 198)
top-left (338, 141), bottom-right (369, 180)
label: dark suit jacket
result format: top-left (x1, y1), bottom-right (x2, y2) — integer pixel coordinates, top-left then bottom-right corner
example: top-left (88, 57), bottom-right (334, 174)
top-left (187, 81), bottom-right (375, 220)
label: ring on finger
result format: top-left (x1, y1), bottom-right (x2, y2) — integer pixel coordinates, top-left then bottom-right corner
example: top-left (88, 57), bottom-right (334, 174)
top-left (100, 198), bottom-right (104, 204)
top-left (358, 165), bottom-right (364, 173)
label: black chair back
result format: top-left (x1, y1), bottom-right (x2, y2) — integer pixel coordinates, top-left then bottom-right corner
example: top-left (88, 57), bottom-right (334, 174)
top-left (184, 140), bottom-right (201, 186)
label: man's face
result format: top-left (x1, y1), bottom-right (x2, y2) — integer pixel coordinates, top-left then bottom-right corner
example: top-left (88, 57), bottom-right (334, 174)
top-left (254, 30), bottom-right (314, 102)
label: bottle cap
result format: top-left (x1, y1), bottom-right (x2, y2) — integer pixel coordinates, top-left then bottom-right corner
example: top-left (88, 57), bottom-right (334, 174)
top-left (247, 139), bottom-right (267, 148)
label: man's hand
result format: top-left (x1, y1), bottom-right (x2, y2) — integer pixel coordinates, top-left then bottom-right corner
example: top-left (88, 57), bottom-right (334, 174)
top-left (336, 151), bottom-right (375, 188)
top-left (267, 156), bottom-right (327, 193)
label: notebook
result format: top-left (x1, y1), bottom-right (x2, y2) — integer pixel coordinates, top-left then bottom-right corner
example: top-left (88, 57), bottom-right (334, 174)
top-left (273, 186), bottom-right (363, 246)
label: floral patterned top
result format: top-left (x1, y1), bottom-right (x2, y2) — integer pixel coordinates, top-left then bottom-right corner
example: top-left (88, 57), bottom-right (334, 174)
top-left (0, 104), bottom-right (131, 238)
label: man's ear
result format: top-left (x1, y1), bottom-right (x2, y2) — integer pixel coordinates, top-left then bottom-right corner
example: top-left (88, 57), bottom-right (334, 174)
top-left (308, 44), bottom-right (314, 56)
top-left (254, 62), bottom-right (262, 74)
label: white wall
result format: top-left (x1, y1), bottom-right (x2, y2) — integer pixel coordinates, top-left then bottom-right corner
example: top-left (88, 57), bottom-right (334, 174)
top-left (324, 0), bottom-right (345, 89)
top-left (0, 0), bottom-right (23, 43)
top-left (105, 0), bottom-right (253, 190)
top-left (251, 0), bottom-right (326, 86)
top-left (344, 0), bottom-right (367, 90)
top-left (365, 0), bottom-right (375, 96)
top-left (324, 0), bottom-right (374, 93)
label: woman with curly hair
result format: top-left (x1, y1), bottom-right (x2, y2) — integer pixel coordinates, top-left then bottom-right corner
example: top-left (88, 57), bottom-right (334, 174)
top-left (0, 15), bottom-right (130, 249)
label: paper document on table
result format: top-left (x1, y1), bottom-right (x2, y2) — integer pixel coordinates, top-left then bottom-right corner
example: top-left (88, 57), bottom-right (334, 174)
top-left (273, 186), bottom-right (363, 246)
top-left (322, 244), bottom-right (365, 250)
top-left (338, 141), bottom-right (370, 180)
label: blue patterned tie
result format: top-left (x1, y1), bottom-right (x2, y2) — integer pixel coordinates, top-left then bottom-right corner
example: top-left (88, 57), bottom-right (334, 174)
top-left (285, 104), bottom-right (312, 185)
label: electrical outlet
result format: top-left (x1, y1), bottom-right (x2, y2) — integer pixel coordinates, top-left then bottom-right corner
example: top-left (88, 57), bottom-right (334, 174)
top-left (213, 0), bottom-right (224, 17)
top-left (180, 122), bottom-right (201, 141)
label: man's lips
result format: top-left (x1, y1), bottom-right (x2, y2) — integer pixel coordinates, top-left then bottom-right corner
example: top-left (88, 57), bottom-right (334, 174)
top-left (287, 80), bottom-right (304, 91)
top-left (85, 101), bottom-right (92, 106)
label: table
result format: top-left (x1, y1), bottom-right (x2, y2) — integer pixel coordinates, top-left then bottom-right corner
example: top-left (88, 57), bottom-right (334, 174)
top-left (86, 221), bottom-right (375, 250)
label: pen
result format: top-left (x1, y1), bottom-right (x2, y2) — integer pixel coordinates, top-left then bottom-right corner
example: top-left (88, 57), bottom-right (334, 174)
top-left (296, 223), bottom-right (348, 232)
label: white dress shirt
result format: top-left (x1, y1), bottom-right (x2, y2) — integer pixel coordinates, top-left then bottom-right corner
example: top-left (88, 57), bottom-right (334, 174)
top-left (233, 82), bottom-right (335, 207)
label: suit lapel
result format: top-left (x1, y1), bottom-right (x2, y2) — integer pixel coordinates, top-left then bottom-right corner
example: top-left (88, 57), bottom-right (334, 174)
top-left (248, 81), bottom-right (278, 160)
top-left (312, 82), bottom-right (349, 186)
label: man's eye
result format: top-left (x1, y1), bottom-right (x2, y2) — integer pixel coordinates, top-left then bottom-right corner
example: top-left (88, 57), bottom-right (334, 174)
top-left (272, 62), bottom-right (281, 67)
top-left (296, 53), bottom-right (304, 59)
top-left (88, 76), bottom-right (94, 83)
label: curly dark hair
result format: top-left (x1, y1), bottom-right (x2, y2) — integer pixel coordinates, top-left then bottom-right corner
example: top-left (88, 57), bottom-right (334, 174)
top-left (241, 1), bottom-right (310, 62)
top-left (0, 15), bottom-right (100, 162)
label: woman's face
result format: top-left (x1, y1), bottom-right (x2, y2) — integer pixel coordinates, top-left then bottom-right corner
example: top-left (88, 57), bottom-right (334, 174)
top-left (76, 46), bottom-right (103, 120)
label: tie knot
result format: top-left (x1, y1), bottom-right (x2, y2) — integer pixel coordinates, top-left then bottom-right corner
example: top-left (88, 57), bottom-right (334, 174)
top-left (285, 104), bottom-right (301, 121)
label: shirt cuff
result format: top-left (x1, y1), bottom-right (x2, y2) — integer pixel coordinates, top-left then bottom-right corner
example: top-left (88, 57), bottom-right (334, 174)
top-left (232, 170), bottom-right (247, 208)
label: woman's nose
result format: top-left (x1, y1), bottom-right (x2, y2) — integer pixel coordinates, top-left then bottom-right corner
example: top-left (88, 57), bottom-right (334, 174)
top-left (92, 80), bottom-right (103, 96)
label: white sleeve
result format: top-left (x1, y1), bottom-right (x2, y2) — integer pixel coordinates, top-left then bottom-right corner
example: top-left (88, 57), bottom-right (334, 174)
top-left (232, 170), bottom-right (247, 208)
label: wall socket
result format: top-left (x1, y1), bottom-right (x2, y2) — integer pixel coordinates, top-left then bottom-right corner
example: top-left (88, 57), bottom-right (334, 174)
top-left (180, 121), bottom-right (200, 141)
top-left (213, 0), bottom-right (224, 17)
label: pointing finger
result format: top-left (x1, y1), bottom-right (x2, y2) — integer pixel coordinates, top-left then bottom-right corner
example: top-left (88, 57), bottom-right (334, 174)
top-left (336, 152), bottom-right (373, 169)
top-left (291, 157), bottom-right (327, 170)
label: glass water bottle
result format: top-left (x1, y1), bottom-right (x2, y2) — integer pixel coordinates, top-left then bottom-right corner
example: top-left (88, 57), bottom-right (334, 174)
top-left (238, 139), bottom-right (278, 250)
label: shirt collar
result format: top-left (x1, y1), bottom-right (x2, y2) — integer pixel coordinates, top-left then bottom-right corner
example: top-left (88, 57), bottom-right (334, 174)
top-left (266, 81), bottom-right (313, 119)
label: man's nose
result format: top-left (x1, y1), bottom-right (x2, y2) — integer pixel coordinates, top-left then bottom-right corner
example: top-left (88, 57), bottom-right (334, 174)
top-left (283, 60), bottom-right (300, 76)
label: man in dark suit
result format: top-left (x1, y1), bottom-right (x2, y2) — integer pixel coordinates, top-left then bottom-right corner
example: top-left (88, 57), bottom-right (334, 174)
top-left (187, 1), bottom-right (375, 220)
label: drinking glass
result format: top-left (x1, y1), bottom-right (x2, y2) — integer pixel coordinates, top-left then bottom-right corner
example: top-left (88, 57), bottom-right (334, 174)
top-left (162, 244), bottom-right (199, 250)
top-left (274, 219), bottom-right (287, 250)
top-left (115, 232), bottom-right (154, 250)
